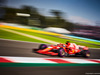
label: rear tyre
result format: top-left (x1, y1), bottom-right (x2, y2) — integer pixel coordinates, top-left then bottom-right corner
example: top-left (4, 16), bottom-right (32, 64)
top-left (39, 44), bottom-right (48, 50)
top-left (82, 50), bottom-right (90, 58)
top-left (58, 48), bottom-right (65, 57)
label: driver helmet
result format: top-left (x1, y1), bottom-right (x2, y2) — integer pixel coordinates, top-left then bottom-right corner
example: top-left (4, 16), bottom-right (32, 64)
top-left (66, 41), bottom-right (70, 45)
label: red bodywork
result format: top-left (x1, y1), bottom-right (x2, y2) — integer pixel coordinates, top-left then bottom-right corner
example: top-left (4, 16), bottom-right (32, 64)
top-left (36, 43), bottom-right (88, 56)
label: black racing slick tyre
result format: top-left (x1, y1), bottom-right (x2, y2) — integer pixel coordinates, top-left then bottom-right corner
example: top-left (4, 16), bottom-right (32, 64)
top-left (58, 48), bottom-right (65, 57)
top-left (39, 44), bottom-right (48, 50)
top-left (82, 50), bottom-right (90, 58)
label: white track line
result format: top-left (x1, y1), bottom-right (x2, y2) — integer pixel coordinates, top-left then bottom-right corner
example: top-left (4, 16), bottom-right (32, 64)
top-left (0, 28), bottom-right (58, 44)
top-left (0, 56), bottom-right (100, 63)
top-left (62, 59), bottom-right (98, 63)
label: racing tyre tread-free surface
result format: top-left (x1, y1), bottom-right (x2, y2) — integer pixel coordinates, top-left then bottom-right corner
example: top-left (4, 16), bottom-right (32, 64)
top-left (82, 50), bottom-right (90, 58)
top-left (39, 44), bottom-right (48, 50)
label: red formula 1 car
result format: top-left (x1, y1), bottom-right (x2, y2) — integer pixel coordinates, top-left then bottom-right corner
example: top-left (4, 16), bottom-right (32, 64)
top-left (34, 43), bottom-right (90, 58)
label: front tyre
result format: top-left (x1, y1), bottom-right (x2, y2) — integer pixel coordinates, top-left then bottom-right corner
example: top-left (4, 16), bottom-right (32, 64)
top-left (39, 44), bottom-right (48, 50)
top-left (82, 50), bottom-right (90, 58)
top-left (58, 48), bottom-right (65, 57)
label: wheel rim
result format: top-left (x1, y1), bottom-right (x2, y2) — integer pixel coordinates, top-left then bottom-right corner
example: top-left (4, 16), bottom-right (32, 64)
top-left (86, 53), bottom-right (90, 57)
top-left (61, 50), bottom-right (65, 55)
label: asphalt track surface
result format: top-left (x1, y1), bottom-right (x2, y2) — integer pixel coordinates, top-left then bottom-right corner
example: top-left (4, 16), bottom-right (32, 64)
top-left (0, 39), bottom-right (100, 75)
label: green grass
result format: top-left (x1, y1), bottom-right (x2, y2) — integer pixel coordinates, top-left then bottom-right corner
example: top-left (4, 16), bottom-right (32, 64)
top-left (0, 29), bottom-right (49, 44)
top-left (5, 28), bottom-right (100, 45)
top-left (2, 28), bottom-right (99, 48)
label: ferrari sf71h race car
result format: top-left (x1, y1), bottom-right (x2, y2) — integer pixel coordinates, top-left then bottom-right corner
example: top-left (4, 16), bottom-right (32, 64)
top-left (34, 43), bottom-right (90, 58)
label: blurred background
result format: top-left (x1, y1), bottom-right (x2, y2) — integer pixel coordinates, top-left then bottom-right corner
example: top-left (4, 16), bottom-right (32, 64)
top-left (0, 0), bottom-right (100, 40)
